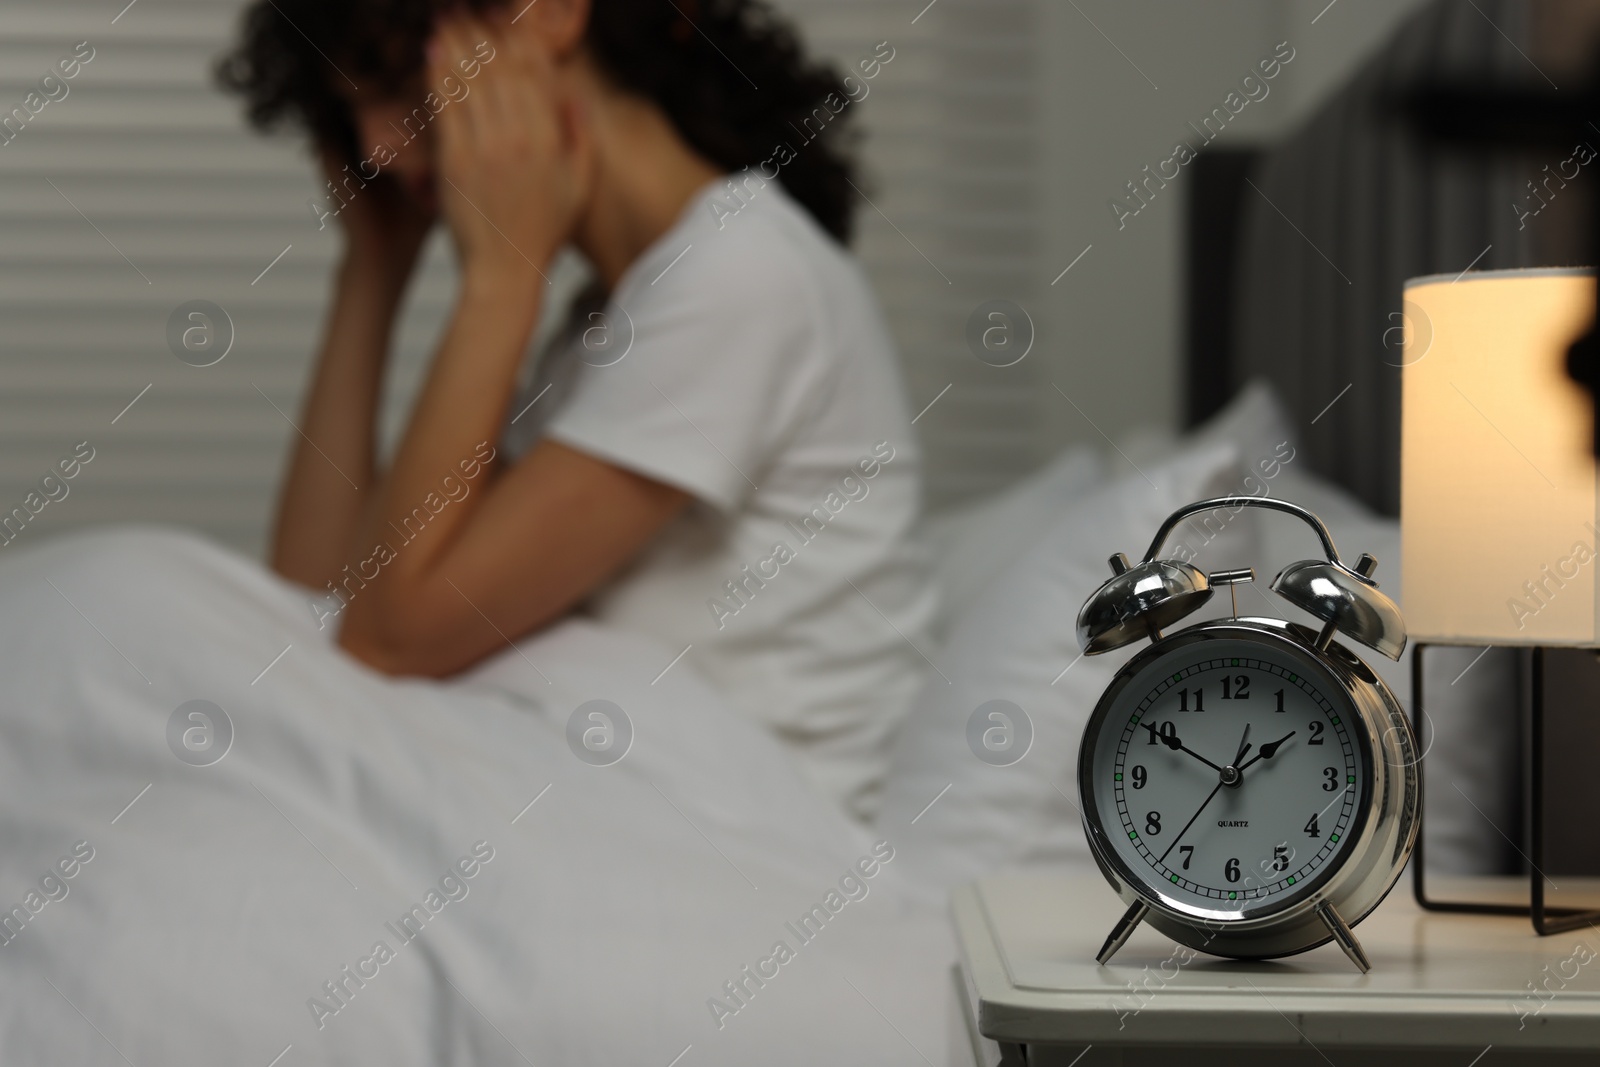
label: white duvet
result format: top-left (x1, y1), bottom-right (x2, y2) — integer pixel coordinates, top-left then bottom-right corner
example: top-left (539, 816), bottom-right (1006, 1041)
top-left (0, 528), bottom-right (955, 1066)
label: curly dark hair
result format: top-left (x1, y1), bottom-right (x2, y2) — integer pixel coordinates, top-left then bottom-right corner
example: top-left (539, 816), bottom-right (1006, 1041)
top-left (216, 0), bottom-right (859, 241)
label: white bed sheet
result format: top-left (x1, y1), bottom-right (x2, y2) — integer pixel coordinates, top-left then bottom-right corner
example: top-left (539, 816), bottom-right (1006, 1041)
top-left (0, 528), bottom-right (955, 1066)
top-left (0, 382), bottom-right (1477, 1065)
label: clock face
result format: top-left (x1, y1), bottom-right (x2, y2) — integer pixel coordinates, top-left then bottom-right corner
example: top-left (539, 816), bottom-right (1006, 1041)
top-left (1085, 633), bottom-right (1369, 918)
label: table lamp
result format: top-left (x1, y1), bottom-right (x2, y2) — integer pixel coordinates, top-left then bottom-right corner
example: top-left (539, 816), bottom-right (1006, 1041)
top-left (1400, 266), bottom-right (1598, 934)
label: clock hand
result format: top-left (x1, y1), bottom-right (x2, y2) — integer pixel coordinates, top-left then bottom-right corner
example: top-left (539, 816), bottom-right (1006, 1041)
top-left (1156, 722), bottom-right (1253, 865)
top-left (1236, 731), bottom-right (1296, 773)
top-left (1156, 778), bottom-right (1226, 865)
top-left (1139, 722), bottom-right (1224, 773)
top-left (1232, 723), bottom-right (1252, 766)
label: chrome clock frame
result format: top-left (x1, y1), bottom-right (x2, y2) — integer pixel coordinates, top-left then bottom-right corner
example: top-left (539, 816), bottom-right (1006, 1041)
top-left (1079, 619), bottom-right (1418, 967)
top-left (1074, 496), bottom-right (1419, 972)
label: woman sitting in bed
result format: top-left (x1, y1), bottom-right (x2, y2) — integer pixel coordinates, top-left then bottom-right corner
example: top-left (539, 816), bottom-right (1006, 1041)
top-left (221, 0), bottom-right (934, 817)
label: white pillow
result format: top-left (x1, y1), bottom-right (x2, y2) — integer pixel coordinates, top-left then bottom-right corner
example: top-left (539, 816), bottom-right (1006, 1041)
top-left (1120, 378), bottom-right (1298, 476)
top-left (920, 446), bottom-right (1102, 640)
top-left (877, 442), bottom-right (1248, 892)
top-left (919, 380), bottom-right (1296, 643)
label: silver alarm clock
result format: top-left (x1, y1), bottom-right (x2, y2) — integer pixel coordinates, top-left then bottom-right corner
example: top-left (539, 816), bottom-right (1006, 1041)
top-left (1075, 496), bottom-right (1418, 972)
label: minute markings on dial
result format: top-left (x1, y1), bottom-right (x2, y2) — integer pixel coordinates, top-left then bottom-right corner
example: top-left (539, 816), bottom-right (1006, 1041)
top-left (1109, 654), bottom-right (1360, 901)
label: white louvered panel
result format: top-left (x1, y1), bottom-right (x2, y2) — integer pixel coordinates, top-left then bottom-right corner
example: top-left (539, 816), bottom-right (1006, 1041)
top-left (0, 0), bottom-right (1043, 564)
top-left (773, 0), bottom-right (1046, 506)
top-left (0, 0), bottom-right (460, 563)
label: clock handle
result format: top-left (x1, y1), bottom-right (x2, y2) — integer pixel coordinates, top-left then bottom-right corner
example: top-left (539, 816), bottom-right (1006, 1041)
top-left (1315, 900), bottom-right (1371, 973)
top-left (1095, 900), bottom-right (1150, 965)
top-left (1139, 496), bottom-right (1344, 565)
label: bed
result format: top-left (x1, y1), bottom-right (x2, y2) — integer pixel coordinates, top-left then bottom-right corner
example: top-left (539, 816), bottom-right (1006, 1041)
top-left (0, 379), bottom-right (1470, 1066)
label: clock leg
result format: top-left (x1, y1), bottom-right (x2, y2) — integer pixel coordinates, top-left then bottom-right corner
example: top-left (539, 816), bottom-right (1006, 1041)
top-left (1315, 900), bottom-right (1371, 973)
top-left (1095, 900), bottom-right (1149, 964)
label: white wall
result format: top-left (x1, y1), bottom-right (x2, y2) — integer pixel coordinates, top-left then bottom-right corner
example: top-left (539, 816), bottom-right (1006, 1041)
top-left (0, 0), bottom-right (1435, 561)
top-left (1031, 0), bottom-right (1434, 464)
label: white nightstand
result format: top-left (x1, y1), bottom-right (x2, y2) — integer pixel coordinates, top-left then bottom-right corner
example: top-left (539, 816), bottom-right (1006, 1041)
top-left (952, 872), bottom-right (1600, 1066)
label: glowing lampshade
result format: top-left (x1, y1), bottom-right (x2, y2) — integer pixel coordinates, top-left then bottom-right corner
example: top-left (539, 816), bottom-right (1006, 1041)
top-left (1401, 268), bottom-right (1598, 646)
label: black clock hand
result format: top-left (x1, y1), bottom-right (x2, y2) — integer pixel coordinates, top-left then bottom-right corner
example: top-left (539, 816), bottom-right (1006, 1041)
top-left (1156, 723), bottom-right (1252, 865)
top-left (1156, 779), bottom-right (1226, 865)
top-left (1139, 722), bottom-right (1224, 773)
top-left (1236, 731), bottom-right (1295, 773)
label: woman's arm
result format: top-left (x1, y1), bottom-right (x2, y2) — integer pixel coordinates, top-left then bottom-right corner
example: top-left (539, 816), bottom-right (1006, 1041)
top-left (270, 154), bottom-right (434, 590)
top-left (337, 437), bottom-right (689, 676)
top-left (335, 14), bottom-right (690, 676)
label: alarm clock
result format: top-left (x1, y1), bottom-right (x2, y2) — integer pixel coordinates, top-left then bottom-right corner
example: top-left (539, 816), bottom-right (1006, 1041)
top-left (1075, 496), bottom-right (1418, 973)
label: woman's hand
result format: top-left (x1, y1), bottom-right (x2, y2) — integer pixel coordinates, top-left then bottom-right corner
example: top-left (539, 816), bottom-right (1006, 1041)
top-left (428, 13), bottom-right (592, 287)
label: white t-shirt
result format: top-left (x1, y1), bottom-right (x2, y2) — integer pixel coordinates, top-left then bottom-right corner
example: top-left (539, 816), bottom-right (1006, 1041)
top-left (502, 177), bottom-right (937, 818)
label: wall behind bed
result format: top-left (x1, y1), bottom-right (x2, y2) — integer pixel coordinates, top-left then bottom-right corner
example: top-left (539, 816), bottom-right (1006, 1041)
top-left (0, 0), bottom-right (1429, 559)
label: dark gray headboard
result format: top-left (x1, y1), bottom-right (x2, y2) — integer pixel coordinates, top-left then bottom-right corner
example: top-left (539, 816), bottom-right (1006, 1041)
top-left (1180, 1), bottom-right (1600, 880)
top-left (1184, 0), bottom-right (1577, 517)
top-left (1183, 149), bottom-right (1259, 433)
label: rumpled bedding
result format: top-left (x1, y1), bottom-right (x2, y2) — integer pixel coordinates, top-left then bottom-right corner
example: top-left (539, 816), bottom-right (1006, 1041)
top-left (0, 527), bottom-right (955, 1065)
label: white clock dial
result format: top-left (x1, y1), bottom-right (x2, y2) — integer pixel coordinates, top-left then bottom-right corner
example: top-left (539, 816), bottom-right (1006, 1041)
top-left (1087, 636), bottom-right (1367, 916)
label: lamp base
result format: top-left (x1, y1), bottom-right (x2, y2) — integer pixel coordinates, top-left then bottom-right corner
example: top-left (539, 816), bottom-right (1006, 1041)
top-left (1411, 643), bottom-right (1600, 935)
